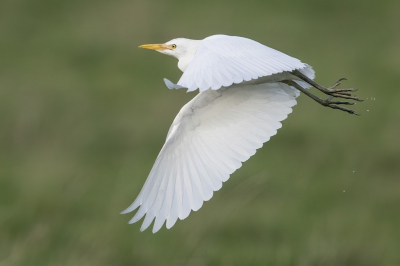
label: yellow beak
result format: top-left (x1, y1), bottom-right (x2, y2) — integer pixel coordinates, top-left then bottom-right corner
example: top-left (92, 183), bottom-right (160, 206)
top-left (139, 43), bottom-right (173, 50)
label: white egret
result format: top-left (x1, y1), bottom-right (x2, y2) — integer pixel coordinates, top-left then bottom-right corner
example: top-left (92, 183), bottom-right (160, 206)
top-left (121, 35), bottom-right (361, 233)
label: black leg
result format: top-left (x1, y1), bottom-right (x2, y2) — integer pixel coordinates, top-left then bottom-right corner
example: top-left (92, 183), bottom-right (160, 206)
top-left (291, 70), bottom-right (363, 103)
top-left (281, 80), bottom-right (359, 115)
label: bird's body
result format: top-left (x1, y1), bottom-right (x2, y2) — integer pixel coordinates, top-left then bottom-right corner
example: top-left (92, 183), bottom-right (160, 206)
top-left (122, 35), bottom-right (361, 233)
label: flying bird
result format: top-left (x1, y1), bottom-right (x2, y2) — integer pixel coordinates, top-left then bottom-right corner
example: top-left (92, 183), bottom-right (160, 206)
top-left (121, 34), bottom-right (362, 233)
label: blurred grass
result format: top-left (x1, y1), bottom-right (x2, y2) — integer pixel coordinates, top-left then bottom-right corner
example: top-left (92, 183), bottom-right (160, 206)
top-left (1, 0), bottom-right (400, 265)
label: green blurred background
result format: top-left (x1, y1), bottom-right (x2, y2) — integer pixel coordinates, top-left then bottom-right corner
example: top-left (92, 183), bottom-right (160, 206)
top-left (1, 0), bottom-right (400, 265)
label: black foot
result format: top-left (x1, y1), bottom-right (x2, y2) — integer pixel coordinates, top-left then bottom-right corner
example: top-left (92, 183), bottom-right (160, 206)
top-left (290, 71), bottom-right (364, 115)
top-left (282, 79), bottom-right (361, 115)
top-left (319, 96), bottom-right (359, 115)
top-left (324, 78), bottom-right (363, 102)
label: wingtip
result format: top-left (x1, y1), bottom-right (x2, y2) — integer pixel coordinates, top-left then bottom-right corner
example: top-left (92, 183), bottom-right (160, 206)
top-left (120, 205), bottom-right (135, 214)
top-left (120, 201), bottom-right (140, 214)
top-left (120, 208), bottom-right (132, 215)
top-left (164, 78), bottom-right (185, 90)
top-left (152, 222), bottom-right (164, 234)
top-left (163, 78), bottom-right (175, 89)
top-left (165, 217), bottom-right (178, 229)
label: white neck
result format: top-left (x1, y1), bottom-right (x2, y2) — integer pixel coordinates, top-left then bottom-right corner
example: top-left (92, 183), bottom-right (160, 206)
top-left (176, 40), bottom-right (202, 72)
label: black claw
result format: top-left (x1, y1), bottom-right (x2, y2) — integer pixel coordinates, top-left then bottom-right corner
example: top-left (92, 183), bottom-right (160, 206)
top-left (335, 88), bottom-right (356, 92)
top-left (325, 100), bottom-right (354, 105)
top-left (334, 91), bottom-right (352, 96)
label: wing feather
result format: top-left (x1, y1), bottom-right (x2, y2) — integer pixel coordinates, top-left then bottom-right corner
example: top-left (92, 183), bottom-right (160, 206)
top-left (166, 164), bottom-right (182, 229)
top-left (179, 157), bottom-right (193, 220)
top-left (191, 136), bottom-right (227, 185)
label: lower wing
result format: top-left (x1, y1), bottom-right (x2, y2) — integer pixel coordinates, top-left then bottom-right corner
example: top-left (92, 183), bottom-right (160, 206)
top-left (122, 82), bottom-right (299, 233)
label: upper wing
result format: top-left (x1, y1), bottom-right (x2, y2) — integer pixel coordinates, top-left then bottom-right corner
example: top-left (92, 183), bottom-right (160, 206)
top-left (121, 82), bottom-right (300, 233)
top-left (176, 35), bottom-right (311, 92)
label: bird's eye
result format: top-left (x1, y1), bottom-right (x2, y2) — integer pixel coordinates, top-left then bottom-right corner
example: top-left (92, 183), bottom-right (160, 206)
top-left (171, 44), bottom-right (177, 49)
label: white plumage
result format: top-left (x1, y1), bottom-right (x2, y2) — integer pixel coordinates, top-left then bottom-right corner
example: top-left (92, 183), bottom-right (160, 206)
top-left (122, 34), bottom-right (315, 233)
top-left (178, 35), bottom-right (311, 91)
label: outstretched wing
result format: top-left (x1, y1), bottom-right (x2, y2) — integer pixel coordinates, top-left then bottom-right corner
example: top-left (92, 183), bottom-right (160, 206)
top-left (175, 35), bottom-right (312, 92)
top-left (121, 82), bottom-right (300, 233)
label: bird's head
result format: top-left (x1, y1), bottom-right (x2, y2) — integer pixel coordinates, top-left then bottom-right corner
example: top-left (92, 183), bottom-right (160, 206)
top-left (139, 38), bottom-right (201, 60)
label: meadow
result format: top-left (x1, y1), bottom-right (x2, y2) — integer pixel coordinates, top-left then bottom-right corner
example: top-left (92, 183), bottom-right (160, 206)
top-left (1, 0), bottom-right (400, 265)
